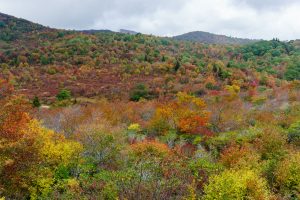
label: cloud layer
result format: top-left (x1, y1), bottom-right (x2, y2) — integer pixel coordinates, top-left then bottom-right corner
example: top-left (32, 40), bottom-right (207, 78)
top-left (0, 0), bottom-right (299, 40)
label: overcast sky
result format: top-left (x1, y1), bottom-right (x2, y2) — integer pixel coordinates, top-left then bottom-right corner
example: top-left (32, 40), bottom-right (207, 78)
top-left (0, 0), bottom-right (299, 40)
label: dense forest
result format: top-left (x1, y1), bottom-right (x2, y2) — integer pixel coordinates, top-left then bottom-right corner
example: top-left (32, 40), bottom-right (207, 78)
top-left (0, 12), bottom-right (300, 199)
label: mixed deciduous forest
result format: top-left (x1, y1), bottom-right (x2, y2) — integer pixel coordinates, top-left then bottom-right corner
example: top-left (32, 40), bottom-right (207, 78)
top-left (0, 12), bottom-right (300, 199)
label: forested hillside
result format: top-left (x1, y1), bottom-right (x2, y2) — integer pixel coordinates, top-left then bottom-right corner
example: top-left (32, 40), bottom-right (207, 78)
top-left (173, 31), bottom-right (258, 45)
top-left (1, 14), bottom-right (299, 102)
top-left (1, 13), bottom-right (300, 200)
top-left (0, 12), bottom-right (47, 41)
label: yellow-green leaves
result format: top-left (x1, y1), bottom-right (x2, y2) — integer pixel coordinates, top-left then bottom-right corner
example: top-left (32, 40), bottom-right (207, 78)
top-left (275, 152), bottom-right (300, 198)
top-left (204, 169), bottom-right (270, 200)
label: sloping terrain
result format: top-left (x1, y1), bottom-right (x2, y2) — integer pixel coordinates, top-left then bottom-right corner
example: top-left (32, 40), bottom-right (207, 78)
top-left (0, 13), bottom-right (299, 102)
top-left (0, 12), bottom-right (47, 41)
top-left (1, 12), bottom-right (300, 200)
top-left (173, 31), bottom-right (258, 45)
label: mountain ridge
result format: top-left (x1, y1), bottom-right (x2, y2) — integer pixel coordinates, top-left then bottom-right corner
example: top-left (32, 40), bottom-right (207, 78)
top-left (0, 12), bottom-right (260, 45)
top-left (173, 31), bottom-right (260, 45)
top-left (0, 12), bottom-right (49, 41)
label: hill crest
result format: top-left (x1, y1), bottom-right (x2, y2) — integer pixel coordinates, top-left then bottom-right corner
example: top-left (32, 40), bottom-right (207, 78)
top-left (173, 31), bottom-right (259, 45)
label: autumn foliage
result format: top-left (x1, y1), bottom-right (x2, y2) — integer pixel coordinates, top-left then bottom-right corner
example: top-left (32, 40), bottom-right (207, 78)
top-left (1, 14), bottom-right (300, 199)
top-left (150, 92), bottom-right (210, 136)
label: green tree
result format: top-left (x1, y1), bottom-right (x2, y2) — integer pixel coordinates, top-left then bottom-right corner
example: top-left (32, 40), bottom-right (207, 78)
top-left (285, 63), bottom-right (300, 81)
top-left (56, 89), bottom-right (72, 101)
top-left (40, 55), bottom-right (49, 65)
top-left (174, 60), bottom-right (181, 72)
top-left (0, 21), bottom-right (5, 28)
top-left (129, 83), bottom-right (150, 101)
top-left (32, 96), bottom-right (41, 108)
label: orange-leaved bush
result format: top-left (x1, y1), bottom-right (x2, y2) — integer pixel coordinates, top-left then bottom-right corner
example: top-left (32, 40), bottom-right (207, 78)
top-left (150, 92), bottom-right (210, 136)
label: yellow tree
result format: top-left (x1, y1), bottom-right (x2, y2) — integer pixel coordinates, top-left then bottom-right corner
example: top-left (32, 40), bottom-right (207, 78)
top-left (0, 97), bottom-right (83, 199)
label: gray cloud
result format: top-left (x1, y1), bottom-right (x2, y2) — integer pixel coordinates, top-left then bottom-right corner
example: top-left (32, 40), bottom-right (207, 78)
top-left (233, 0), bottom-right (299, 10)
top-left (0, 0), bottom-right (299, 40)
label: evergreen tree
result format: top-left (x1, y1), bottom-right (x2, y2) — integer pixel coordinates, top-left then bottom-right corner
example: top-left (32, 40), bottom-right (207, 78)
top-left (32, 96), bottom-right (41, 108)
top-left (174, 60), bottom-right (181, 72)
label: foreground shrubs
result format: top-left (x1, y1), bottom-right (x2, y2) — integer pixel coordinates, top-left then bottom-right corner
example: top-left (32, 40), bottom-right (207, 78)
top-left (1, 93), bottom-right (300, 199)
top-left (275, 152), bottom-right (300, 199)
top-left (0, 98), bottom-right (82, 199)
top-left (204, 169), bottom-right (271, 200)
top-left (287, 120), bottom-right (300, 146)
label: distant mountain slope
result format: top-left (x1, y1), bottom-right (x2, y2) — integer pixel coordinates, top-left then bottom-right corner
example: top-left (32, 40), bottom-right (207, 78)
top-left (79, 29), bottom-right (115, 34)
top-left (173, 31), bottom-right (258, 45)
top-left (119, 29), bottom-right (139, 35)
top-left (80, 29), bottom-right (139, 35)
top-left (293, 39), bottom-right (300, 49)
top-left (0, 12), bottom-right (47, 41)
